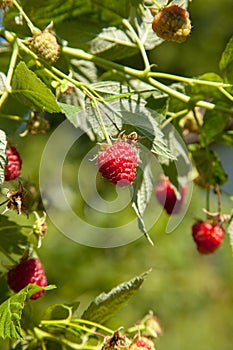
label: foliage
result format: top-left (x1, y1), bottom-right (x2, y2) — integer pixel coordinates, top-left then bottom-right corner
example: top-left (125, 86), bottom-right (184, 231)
top-left (0, 0), bottom-right (233, 349)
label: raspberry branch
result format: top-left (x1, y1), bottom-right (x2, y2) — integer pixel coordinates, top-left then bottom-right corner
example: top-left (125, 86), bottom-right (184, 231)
top-left (1, 27), bottom-right (233, 116)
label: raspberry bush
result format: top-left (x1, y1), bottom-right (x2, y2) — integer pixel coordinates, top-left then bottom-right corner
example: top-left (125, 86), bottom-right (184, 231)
top-left (0, 0), bottom-right (233, 349)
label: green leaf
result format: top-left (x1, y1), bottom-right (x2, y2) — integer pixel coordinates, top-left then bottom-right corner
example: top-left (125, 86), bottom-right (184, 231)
top-left (90, 27), bottom-right (138, 60)
top-left (121, 110), bottom-right (174, 161)
top-left (71, 59), bottom-right (98, 84)
top-left (58, 102), bottom-right (81, 128)
top-left (161, 124), bottom-right (193, 189)
top-left (219, 35), bottom-right (233, 82)
top-left (191, 147), bottom-right (228, 186)
top-left (11, 62), bottom-right (60, 113)
top-left (131, 163), bottom-right (154, 245)
top-left (201, 110), bottom-right (230, 145)
top-left (0, 284), bottom-right (47, 340)
top-left (3, 0), bottom-right (142, 38)
top-left (188, 73), bottom-right (225, 102)
top-left (81, 271), bottom-right (149, 324)
top-left (0, 129), bottom-right (7, 185)
top-left (0, 216), bottom-right (28, 257)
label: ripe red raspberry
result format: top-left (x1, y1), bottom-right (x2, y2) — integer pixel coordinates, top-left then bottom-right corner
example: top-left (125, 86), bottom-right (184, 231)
top-left (192, 221), bottom-right (225, 254)
top-left (7, 258), bottom-right (47, 300)
top-left (97, 135), bottom-right (139, 186)
top-left (155, 177), bottom-right (186, 215)
top-left (152, 5), bottom-right (191, 43)
top-left (5, 146), bottom-right (22, 181)
top-left (129, 337), bottom-right (155, 350)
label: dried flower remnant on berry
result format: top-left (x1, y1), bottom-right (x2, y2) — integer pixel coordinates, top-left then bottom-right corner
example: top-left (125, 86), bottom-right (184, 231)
top-left (152, 5), bottom-right (191, 43)
top-left (102, 329), bottom-right (128, 350)
top-left (3, 181), bottom-right (30, 216)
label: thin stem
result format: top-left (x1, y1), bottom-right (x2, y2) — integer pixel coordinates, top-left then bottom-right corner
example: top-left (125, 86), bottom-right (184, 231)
top-left (13, 0), bottom-right (39, 35)
top-left (152, 0), bottom-right (162, 9)
top-left (34, 327), bottom-right (99, 350)
top-left (0, 113), bottom-right (23, 121)
top-left (0, 199), bottom-right (9, 207)
top-left (127, 324), bottom-right (145, 334)
top-left (148, 72), bottom-right (232, 88)
top-left (0, 225), bottom-right (33, 231)
top-left (206, 188), bottom-right (210, 214)
top-left (0, 40), bottom-right (19, 108)
top-left (1, 29), bottom-right (233, 117)
top-left (41, 341), bottom-right (47, 350)
top-left (218, 86), bottom-right (233, 101)
top-left (122, 18), bottom-right (150, 71)
top-left (161, 109), bottom-right (189, 129)
top-left (73, 319), bottom-right (113, 334)
top-left (192, 108), bottom-right (202, 130)
top-left (215, 184), bottom-right (222, 218)
top-left (5, 41), bottom-right (18, 90)
top-left (40, 319), bottom-right (105, 338)
top-left (47, 66), bottom-right (102, 101)
top-left (62, 46), bottom-right (146, 79)
top-left (91, 98), bottom-right (112, 144)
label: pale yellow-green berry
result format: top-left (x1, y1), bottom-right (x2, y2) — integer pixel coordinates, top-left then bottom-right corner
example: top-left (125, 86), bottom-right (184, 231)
top-left (29, 29), bottom-right (60, 64)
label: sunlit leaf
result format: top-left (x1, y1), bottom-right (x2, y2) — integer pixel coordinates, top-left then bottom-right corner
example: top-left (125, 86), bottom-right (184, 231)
top-left (11, 62), bottom-right (60, 113)
top-left (0, 285), bottom-right (52, 340)
top-left (219, 35), bottom-right (233, 82)
top-left (82, 271), bottom-right (149, 323)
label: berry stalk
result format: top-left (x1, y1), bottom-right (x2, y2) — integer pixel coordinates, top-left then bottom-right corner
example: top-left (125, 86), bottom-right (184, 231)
top-left (13, 0), bottom-right (40, 35)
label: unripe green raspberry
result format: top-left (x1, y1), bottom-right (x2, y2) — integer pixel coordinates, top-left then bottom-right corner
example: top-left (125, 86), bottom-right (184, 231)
top-left (0, 0), bottom-right (14, 9)
top-left (29, 29), bottom-right (60, 64)
top-left (152, 5), bottom-right (191, 43)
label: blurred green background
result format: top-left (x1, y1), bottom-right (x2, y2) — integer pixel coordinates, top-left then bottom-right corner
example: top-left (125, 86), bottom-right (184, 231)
top-left (1, 0), bottom-right (233, 349)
